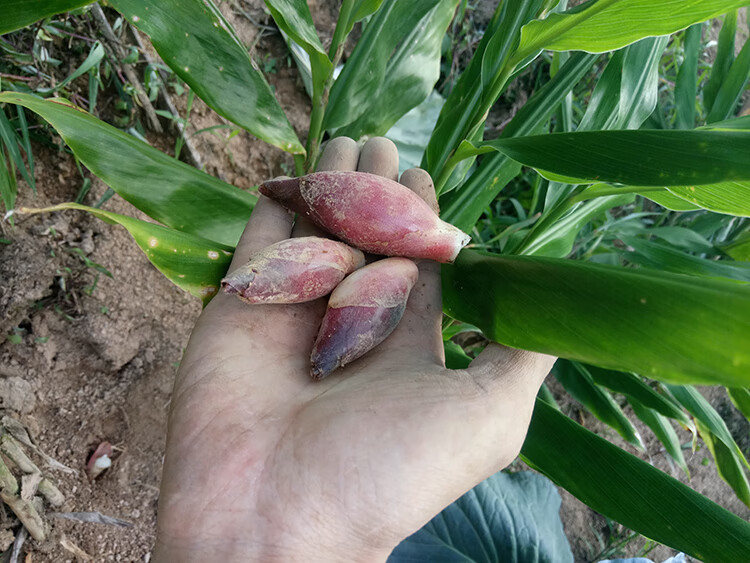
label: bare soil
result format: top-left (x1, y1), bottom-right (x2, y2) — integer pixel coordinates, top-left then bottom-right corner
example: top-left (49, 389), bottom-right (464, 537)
top-left (0, 2), bottom-right (748, 562)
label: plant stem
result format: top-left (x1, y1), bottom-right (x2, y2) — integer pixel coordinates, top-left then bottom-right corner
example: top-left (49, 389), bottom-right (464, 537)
top-left (328, 0), bottom-right (356, 60)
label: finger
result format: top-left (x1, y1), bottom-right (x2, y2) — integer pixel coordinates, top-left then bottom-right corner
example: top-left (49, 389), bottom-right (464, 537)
top-left (375, 168), bottom-right (444, 364)
top-left (228, 194), bottom-right (294, 270)
top-left (291, 137), bottom-right (360, 238)
top-left (357, 137), bottom-right (399, 180)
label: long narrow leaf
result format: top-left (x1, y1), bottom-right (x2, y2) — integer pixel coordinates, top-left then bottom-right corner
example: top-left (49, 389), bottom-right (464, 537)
top-left (0, 0), bottom-right (95, 34)
top-left (622, 237), bottom-right (750, 282)
top-left (674, 24), bottom-right (702, 129)
top-left (704, 11), bottom-right (737, 114)
top-left (727, 387), bottom-right (750, 420)
top-left (442, 251), bottom-right (750, 387)
top-left (629, 397), bottom-right (689, 476)
top-left (20, 203), bottom-right (232, 304)
top-left (324, 0), bottom-right (447, 131)
top-left (109, 0), bottom-right (303, 154)
top-left (0, 93), bottom-right (255, 247)
top-left (585, 365), bottom-right (693, 430)
top-left (554, 361), bottom-right (644, 449)
top-left (696, 419), bottom-right (750, 508)
top-left (475, 129), bottom-right (750, 187)
top-left (666, 385), bottom-right (750, 471)
top-left (439, 52), bottom-right (598, 233)
top-left (514, 0), bottom-right (748, 60)
top-left (706, 31), bottom-right (750, 123)
top-left (422, 0), bottom-right (544, 188)
top-left (336, 0), bottom-right (458, 140)
top-left (522, 399), bottom-right (750, 562)
top-left (264, 0), bottom-right (332, 100)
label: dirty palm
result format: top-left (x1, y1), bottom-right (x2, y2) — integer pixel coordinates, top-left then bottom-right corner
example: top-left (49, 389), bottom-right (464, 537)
top-left (2, 0), bottom-right (750, 561)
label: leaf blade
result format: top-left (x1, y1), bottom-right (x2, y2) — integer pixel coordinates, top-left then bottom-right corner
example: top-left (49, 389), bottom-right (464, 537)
top-left (109, 0), bottom-right (303, 154)
top-left (521, 398), bottom-right (750, 562)
top-left (0, 92), bottom-right (255, 247)
top-left (442, 251), bottom-right (750, 387)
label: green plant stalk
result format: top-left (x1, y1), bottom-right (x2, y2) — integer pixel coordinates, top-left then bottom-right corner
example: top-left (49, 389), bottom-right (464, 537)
top-left (328, 0), bottom-right (355, 60)
top-left (304, 0), bottom-right (355, 172)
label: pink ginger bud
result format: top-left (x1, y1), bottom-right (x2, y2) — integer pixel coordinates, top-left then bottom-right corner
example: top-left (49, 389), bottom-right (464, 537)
top-left (259, 171), bottom-right (470, 263)
top-left (221, 237), bottom-right (365, 304)
top-left (310, 257), bottom-right (419, 379)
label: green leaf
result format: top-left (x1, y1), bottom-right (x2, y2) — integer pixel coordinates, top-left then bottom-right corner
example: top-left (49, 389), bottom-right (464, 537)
top-left (639, 189), bottom-right (701, 211)
top-left (442, 251), bottom-right (750, 387)
top-left (38, 41), bottom-right (105, 94)
top-left (335, 0), bottom-right (459, 140)
top-left (324, 0), bottom-right (449, 131)
top-left (264, 0), bottom-right (332, 100)
top-left (554, 361), bottom-right (644, 449)
top-left (706, 21), bottom-right (750, 123)
top-left (727, 387), bottom-right (750, 420)
top-left (524, 194), bottom-right (633, 257)
top-left (522, 399), bottom-right (750, 561)
top-left (0, 0), bottom-right (96, 34)
top-left (666, 385), bottom-right (750, 472)
top-left (438, 52), bottom-right (598, 233)
top-left (109, 0), bottom-right (303, 154)
top-left (0, 148), bottom-right (17, 216)
top-left (388, 471), bottom-right (574, 562)
top-left (621, 237), bottom-right (750, 282)
top-left (667, 182), bottom-right (750, 217)
top-left (350, 0), bottom-right (385, 28)
top-left (0, 107), bottom-right (34, 192)
top-left (422, 0), bottom-right (544, 189)
top-left (629, 397), bottom-right (689, 476)
top-left (514, 0), bottom-right (748, 60)
top-left (443, 341), bottom-right (472, 370)
top-left (724, 233), bottom-right (750, 261)
top-left (0, 93), bottom-right (255, 247)
top-left (580, 37), bottom-right (668, 131)
top-left (704, 11), bottom-right (737, 114)
top-left (476, 129), bottom-right (750, 187)
top-left (696, 419), bottom-right (750, 508)
top-left (585, 365), bottom-right (693, 430)
top-left (21, 203), bottom-right (232, 304)
top-left (674, 24), bottom-right (702, 129)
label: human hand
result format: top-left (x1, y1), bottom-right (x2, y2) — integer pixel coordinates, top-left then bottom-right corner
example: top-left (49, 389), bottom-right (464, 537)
top-left (153, 137), bottom-right (556, 562)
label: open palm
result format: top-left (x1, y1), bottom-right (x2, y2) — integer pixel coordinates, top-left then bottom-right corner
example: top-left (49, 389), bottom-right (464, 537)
top-left (153, 137), bottom-right (555, 562)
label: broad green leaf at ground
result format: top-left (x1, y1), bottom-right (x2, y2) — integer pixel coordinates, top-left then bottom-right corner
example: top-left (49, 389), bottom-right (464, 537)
top-left (513, 0), bottom-right (749, 60)
top-left (0, 93), bottom-right (256, 247)
top-left (389, 471), bottom-right (573, 562)
top-left (522, 399), bottom-right (750, 561)
top-left (0, 0), bottom-right (95, 34)
top-left (20, 203), bottom-right (232, 304)
top-left (442, 251), bottom-right (750, 387)
top-left (109, 0), bottom-right (303, 154)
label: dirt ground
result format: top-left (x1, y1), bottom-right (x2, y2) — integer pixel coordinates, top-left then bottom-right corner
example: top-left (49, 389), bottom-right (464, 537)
top-left (0, 2), bottom-right (748, 562)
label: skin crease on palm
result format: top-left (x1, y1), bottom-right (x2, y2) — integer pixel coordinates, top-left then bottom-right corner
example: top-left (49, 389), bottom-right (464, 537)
top-left (152, 137), bottom-right (557, 562)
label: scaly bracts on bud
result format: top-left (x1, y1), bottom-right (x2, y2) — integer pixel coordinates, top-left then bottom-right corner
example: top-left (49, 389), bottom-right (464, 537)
top-left (221, 237), bottom-right (365, 304)
top-left (259, 171), bottom-right (471, 263)
top-left (310, 258), bottom-right (419, 379)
